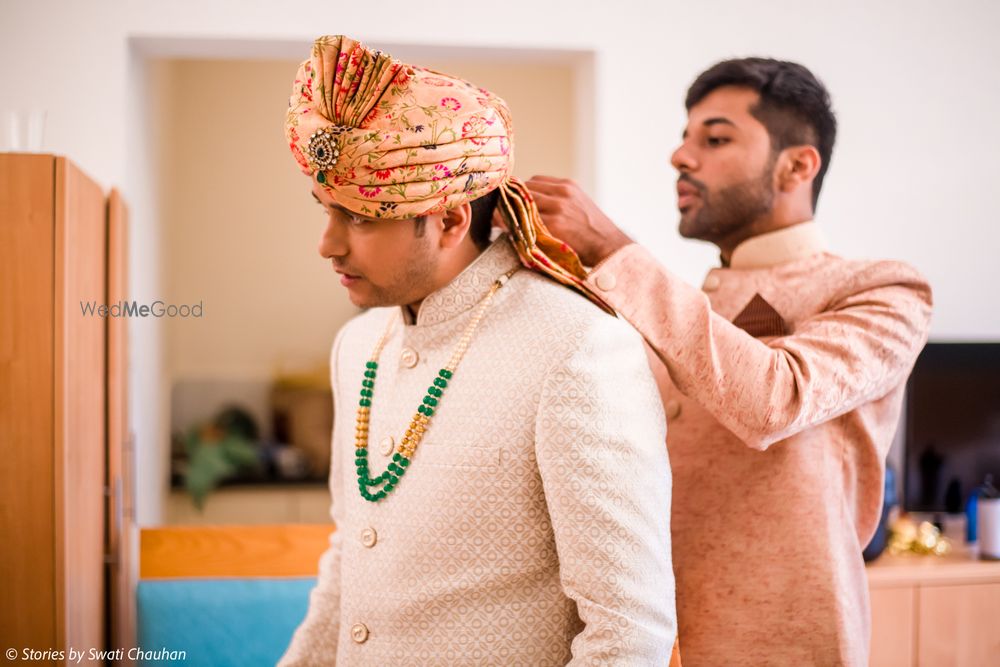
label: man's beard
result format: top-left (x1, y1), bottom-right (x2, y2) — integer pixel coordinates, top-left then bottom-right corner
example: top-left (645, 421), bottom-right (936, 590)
top-left (358, 238), bottom-right (438, 308)
top-left (679, 163), bottom-right (775, 243)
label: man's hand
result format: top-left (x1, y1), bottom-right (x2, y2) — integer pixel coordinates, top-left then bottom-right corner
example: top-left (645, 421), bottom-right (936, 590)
top-left (520, 175), bottom-right (633, 267)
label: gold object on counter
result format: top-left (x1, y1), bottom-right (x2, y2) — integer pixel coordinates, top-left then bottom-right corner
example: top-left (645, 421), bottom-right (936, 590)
top-left (888, 515), bottom-right (952, 556)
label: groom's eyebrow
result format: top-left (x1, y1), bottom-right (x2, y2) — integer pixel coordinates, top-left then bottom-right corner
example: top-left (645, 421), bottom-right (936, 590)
top-left (312, 191), bottom-right (380, 221)
top-left (311, 192), bottom-right (346, 212)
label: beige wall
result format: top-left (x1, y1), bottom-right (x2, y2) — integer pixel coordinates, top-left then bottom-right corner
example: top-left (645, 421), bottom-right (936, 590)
top-left (161, 59), bottom-right (355, 385)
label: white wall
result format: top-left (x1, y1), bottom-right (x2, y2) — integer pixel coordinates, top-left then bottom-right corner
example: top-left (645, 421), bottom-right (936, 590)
top-left (3, 0), bottom-right (998, 523)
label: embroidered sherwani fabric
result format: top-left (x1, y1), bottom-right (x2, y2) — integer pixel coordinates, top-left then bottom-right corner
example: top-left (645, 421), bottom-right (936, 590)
top-left (279, 235), bottom-right (677, 666)
top-left (586, 223), bottom-right (933, 666)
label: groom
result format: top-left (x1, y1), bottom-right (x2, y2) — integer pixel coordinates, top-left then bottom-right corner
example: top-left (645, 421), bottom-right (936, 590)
top-left (278, 35), bottom-right (678, 666)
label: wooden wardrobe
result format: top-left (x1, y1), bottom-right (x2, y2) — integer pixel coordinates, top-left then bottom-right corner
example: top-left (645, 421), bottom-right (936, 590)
top-left (0, 154), bottom-right (135, 664)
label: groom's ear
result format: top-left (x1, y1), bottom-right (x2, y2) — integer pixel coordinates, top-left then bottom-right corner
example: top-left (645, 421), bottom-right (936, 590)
top-left (437, 202), bottom-right (473, 249)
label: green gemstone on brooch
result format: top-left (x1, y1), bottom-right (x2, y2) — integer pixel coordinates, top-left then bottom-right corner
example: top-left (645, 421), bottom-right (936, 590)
top-left (317, 171), bottom-right (326, 184)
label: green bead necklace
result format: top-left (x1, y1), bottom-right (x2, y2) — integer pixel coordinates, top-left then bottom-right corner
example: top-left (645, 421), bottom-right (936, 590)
top-left (354, 268), bottom-right (517, 502)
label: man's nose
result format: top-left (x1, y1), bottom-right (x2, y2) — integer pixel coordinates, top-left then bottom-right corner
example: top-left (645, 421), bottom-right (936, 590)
top-left (671, 143), bottom-right (697, 172)
top-left (318, 214), bottom-right (349, 259)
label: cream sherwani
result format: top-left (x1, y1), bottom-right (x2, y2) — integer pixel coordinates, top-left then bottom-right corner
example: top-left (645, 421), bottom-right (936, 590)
top-left (587, 222), bottom-right (933, 666)
top-left (279, 235), bottom-right (676, 666)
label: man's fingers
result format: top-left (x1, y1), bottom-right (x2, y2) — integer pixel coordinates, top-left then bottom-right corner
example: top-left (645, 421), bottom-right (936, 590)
top-left (527, 190), bottom-right (562, 213)
top-left (525, 179), bottom-right (572, 197)
top-left (527, 174), bottom-right (575, 186)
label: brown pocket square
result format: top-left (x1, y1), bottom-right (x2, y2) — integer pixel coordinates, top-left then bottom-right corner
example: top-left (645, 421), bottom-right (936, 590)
top-left (732, 293), bottom-right (789, 337)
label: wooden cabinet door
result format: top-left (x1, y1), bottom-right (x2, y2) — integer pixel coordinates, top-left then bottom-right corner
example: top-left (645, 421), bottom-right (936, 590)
top-left (106, 187), bottom-right (136, 661)
top-left (870, 586), bottom-right (916, 666)
top-left (54, 156), bottom-right (107, 659)
top-left (918, 582), bottom-right (1000, 666)
top-left (0, 153), bottom-right (59, 652)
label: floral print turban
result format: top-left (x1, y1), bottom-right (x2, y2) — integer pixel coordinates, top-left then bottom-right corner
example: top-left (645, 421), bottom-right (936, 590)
top-left (285, 35), bottom-right (612, 314)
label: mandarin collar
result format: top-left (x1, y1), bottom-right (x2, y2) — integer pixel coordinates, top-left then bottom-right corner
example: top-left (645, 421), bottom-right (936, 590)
top-left (401, 234), bottom-right (521, 327)
top-left (726, 221), bottom-right (826, 270)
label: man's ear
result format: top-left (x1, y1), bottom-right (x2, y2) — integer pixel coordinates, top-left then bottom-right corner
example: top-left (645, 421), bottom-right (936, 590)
top-left (777, 145), bottom-right (821, 194)
top-left (438, 202), bottom-right (473, 249)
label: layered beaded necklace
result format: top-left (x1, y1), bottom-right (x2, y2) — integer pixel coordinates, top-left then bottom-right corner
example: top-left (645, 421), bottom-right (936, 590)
top-left (354, 268), bottom-right (518, 502)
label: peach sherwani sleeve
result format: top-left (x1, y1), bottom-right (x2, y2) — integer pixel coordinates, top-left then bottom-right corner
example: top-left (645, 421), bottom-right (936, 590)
top-left (588, 243), bottom-right (932, 452)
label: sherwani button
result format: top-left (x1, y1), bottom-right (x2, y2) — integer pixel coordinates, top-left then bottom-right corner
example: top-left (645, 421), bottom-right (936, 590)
top-left (665, 400), bottom-right (682, 419)
top-left (595, 272), bottom-right (617, 291)
top-left (703, 274), bottom-right (721, 291)
top-left (379, 435), bottom-right (395, 456)
top-left (350, 622), bottom-right (370, 643)
top-left (400, 347), bottom-right (419, 368)
top-left (361, 527), bottom-right (378, 548)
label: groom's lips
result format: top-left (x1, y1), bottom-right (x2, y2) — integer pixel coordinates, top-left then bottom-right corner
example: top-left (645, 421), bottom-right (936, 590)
top-left (335, 269), bottom-right (363, 286)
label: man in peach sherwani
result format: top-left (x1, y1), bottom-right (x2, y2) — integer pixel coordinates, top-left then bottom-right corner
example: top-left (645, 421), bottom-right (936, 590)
top-left (526, 58), bottom-right (933, 666)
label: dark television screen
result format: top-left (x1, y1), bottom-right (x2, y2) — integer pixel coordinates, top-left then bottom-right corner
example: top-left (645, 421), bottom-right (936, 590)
top-left (904, 343), bottom-right (1000, 512)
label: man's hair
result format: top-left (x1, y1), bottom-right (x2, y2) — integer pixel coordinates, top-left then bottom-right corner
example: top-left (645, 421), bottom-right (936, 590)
top-left (468, 188), bottom-right (500, 249)
top-left (686, 58), bottom-right (837, 210)
top-left (413, 188), bottom-right (500, 250)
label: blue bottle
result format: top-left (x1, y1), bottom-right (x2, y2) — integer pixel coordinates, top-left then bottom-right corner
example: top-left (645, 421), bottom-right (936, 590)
top-left (966, 489), bottom-right (979, 543)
